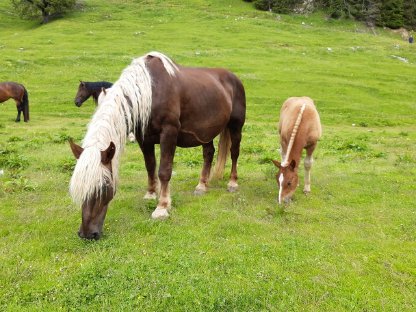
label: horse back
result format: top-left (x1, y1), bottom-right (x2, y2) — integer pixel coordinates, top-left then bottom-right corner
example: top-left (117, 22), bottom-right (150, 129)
top-left (0, 82), bottom-right (25, 103)
top-left (147, 59), bottom-right (245, 144)
top-left (279, 97), bottom-right (322, 146)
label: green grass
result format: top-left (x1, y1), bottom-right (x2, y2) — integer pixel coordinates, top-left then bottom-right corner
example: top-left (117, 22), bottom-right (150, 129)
top-left (1, 0), bottom-right (415, 310)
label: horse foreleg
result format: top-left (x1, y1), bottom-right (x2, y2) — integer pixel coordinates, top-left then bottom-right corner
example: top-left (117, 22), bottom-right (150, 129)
top-left (194, 142), bottom-right (215, 195)
top-left (304, 144), bottom-right (317, 194)
top-left (139, 142), bottom-right (158, 200)
top-left (152, 126), bottom-right (177, 220)
top-left (227, 126), bottom-right (242, 192)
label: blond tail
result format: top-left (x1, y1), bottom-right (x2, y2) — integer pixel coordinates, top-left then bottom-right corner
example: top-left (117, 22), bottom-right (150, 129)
top-left (210, 128), bottom-right (231, 180)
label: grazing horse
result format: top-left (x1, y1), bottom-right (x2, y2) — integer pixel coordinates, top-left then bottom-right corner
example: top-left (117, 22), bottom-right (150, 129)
top-left (74, 81), bottom-right (113, 107)
top-left (272, 97), bottom-right (321, 204)
top-left (69, 51), bottom-right (246, 239)
top-left (0, 82), bottom-right (29, 122)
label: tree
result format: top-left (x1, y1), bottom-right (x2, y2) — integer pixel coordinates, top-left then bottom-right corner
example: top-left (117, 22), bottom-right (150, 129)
top-left (403, 0), bottom-right (416, 28)
top-left (11, 0), bottom-right (76, 24)
top-left (380, 0), bottom-right (404, 28)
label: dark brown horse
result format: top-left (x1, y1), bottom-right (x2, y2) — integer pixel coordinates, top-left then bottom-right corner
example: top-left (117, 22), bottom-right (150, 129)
top-left (69, 52), bottom-right (246, 239)
top-left (74, 81), bottom-right (113, 107)
top-left (0, 82), bottom-right (29, 122)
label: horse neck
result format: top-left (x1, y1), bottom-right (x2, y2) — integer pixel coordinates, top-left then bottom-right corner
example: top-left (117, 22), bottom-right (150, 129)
top-left (282, 103), bottom-right (306, 167)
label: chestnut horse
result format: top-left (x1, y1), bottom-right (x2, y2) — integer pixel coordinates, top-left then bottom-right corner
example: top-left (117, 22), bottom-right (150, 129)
top-left (272, 97), bottom-right (321, 204)
top-left (69, 52), bottom-right (246, 239)
top-left (0, 82), bottom-right (29, 122)
top-left (74, 81), bottom-right (113, 107)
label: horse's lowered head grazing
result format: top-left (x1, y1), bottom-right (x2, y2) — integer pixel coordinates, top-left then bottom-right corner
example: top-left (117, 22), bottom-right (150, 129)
top-left (272, 97), bottom-right (322, 205)
top-left (272, 159), bottom-right (298, 204)
top-left (69, 139), bottom-right (116, 240)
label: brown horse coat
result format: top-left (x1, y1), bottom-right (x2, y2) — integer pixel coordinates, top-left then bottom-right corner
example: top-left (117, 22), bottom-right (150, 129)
top-left (0, 81), bottom-right (29, 122)
top-left (69, 52), bottom-right (246, 239)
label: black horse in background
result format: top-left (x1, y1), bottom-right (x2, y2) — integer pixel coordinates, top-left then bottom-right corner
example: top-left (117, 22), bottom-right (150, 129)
top-left (74, 81), bottom-right (113, 107)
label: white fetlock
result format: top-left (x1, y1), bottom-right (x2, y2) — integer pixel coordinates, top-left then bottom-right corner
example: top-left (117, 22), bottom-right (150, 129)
top-left (143, 191), bottom-right (157, 200)
top-left (227, 181), bottom-right (239, 192)
top-left (151, 207), bottom-right (170, 220)
top-left (303, 185), bottom-right (311, 194)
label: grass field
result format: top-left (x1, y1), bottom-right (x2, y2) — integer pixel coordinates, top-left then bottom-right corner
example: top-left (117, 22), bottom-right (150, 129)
top-left (1, 0), bottom-right (415, 310)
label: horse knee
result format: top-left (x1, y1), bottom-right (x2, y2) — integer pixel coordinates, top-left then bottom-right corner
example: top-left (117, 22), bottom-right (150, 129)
top-left (304, 156), bottom-right (313, 170)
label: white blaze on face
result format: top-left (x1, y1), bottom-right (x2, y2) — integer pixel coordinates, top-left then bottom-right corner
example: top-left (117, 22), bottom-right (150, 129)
top-left (278, 173), bottom-right (284, 204)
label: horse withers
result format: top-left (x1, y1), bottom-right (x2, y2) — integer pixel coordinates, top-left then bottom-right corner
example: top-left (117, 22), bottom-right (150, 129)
top-left (272, 97), bottom-right (322, 205)
top-left (74, 81), bottom-right (113, 107)
top-left (0, 82), bottom-right (29, 122)
top-left (69, 52), bottom-right (246, 239)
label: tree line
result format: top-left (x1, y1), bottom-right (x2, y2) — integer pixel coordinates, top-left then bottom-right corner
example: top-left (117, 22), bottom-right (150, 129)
top-left (244, 0), bottom-right (416, 29)
top-left (8, 0), bottom-right (416, 29)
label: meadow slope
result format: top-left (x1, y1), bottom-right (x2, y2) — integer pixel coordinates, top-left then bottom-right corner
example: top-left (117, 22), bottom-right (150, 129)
top-left (0, 0), bottom-right (415, 310)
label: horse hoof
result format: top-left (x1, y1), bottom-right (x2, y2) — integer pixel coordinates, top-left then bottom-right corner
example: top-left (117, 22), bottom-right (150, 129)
top-left (151, 207), bottom-right (169, 220)
top-left (303, 186), bottom-right (311, 195)
top-left (194, 183), bottom-right (207, 196)
top-left (143, 192), bottom-right (157, 200)
top-left (194, 188), bottom-right (206, 196)
top-left (227, 185), bottom-right (239, 193)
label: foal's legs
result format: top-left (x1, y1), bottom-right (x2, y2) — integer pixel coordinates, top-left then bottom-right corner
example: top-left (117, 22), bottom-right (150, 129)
top-left (152, 126), bottom-right (178, 220)
top-left (227, 126), bottom-right (242, 192)
top-left (194, 141), bottom-right (215, 195)
top-left (138, 141), bottom-right (158, 200)
top-left (304, 143), bottom-right (317, 194)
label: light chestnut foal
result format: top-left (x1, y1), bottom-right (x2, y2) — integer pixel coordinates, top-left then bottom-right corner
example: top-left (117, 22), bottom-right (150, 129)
top-left (272, 97), bottom-right (322, 204)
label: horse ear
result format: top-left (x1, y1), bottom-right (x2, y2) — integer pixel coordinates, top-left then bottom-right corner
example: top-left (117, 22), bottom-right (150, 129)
top-left (101, 142), bottom-right (116, 165)
top-left (80, 80), bottom-right (85, 86)
top-left (272, 160), bottom-right (281, 168)
top-left (289, 159), bottom-right (296, 171)
top-left (101, 87), bottom-right (107, 95)
top-left (69, 139), bottom-right (84, 159)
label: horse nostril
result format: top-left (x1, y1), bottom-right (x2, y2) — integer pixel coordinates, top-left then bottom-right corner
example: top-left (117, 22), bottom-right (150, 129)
top-left (92, 232), bottom-right (100, 240)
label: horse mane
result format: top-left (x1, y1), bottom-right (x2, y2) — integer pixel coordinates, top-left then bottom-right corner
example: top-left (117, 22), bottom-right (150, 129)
top-left (83, 81), bottom-right (113, 91)
top-left (281, 103), bottom-right (307, 167)
top-left (70, 52), bottom-right (178, 205)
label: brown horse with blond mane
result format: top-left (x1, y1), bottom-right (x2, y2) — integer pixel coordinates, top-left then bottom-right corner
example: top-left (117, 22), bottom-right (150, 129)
top-left (69, 52), bottom-right (246, 239)
top-left (0, 82), bottom-right (29, 122)
top-left (272, 97), bottom-right (321, 204)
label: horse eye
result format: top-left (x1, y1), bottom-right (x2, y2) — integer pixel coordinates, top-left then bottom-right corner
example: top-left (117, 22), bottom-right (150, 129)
top-left (287, 182), bottom-right (292, 186)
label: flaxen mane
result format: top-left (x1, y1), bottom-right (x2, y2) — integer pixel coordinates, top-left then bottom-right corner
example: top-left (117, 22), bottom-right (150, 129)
top-left (70, 52), bottom-right (178, 205)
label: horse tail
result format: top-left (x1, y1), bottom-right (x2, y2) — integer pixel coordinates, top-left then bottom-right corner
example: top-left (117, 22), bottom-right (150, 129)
top-left (22, 86), bottom-right (29, 122)
top-left (211, 128), bottom-right (231, 180)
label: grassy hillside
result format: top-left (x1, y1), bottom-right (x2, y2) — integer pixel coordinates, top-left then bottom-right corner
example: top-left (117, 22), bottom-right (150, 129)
top-left (1, 0), bottom-right (415, 310)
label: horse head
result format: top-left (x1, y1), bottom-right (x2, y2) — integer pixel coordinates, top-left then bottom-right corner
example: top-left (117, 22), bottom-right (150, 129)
top-left (69, 140), bottom-right (116, 240)
top-left (272, 159), bottom-right (298, 205)
top-left (74, 81), bottom-right (89, 107)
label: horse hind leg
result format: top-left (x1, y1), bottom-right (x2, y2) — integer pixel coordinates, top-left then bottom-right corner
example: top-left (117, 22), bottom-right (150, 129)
top-left (15, 100), bottom-right (22, 122)
top-left (194, 141), bottom-right (215, 195)
top-left (227, 125), bottom-right (242, 192)
top-left (303, 143), bottom-right (317, 194)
